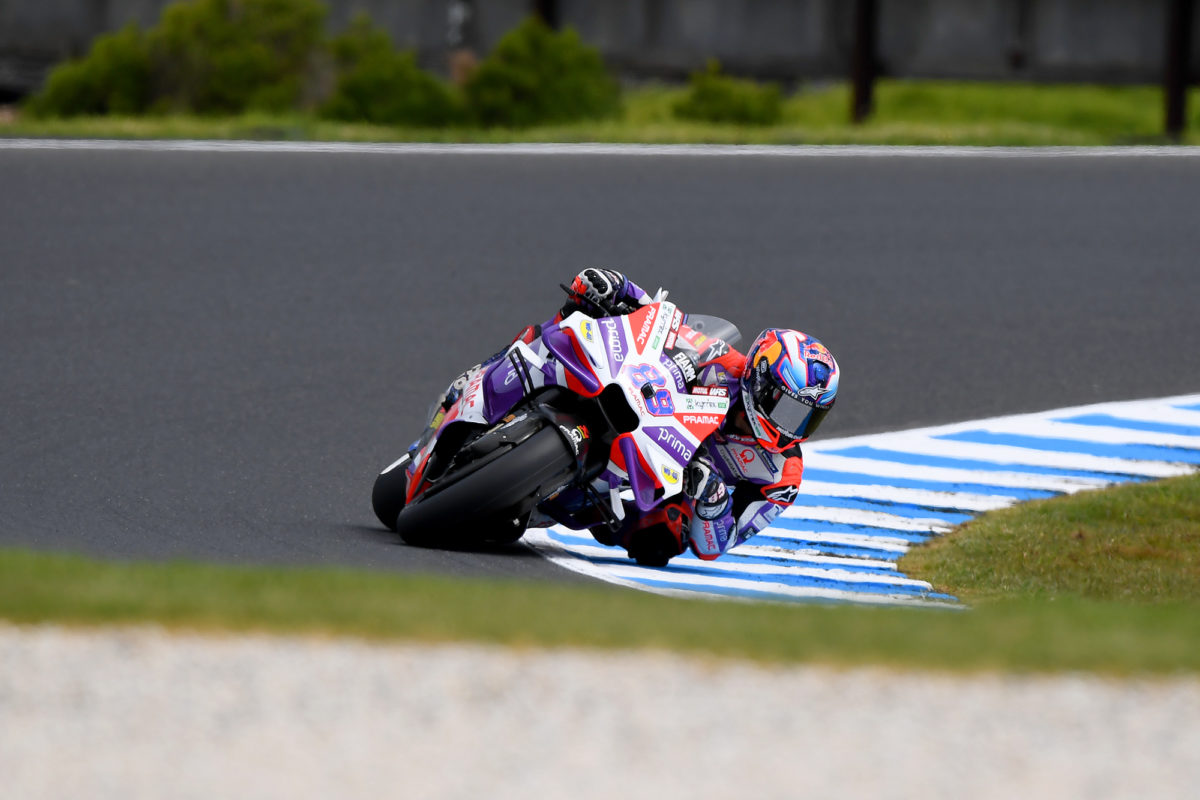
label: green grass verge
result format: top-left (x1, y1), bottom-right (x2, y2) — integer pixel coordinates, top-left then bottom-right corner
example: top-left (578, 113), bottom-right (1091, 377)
top-left (4, 80), bottom-right (1200, 146)
top-left (1, 505), bottom-right (1197, 676)
top-left (900, 472), bottom-right (1200, 605)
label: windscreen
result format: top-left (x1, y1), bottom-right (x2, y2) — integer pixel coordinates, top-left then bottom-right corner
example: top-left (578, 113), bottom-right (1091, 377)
top-left (682, 314), bottom-right (742, 349)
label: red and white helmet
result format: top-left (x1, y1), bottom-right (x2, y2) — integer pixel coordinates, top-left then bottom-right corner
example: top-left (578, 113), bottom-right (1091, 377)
top-left (741, 329), bottom-right (839, 452)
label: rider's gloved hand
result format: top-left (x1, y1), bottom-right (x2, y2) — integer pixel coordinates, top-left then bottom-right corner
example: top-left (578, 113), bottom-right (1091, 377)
top-left (569, 268), bottom-right (630, 315)
top-left (685, 456), bottom-right (732, 522)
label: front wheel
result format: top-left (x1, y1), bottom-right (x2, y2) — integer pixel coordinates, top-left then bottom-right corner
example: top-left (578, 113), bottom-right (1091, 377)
top-left (395, 424), bottom-right (577, 549)
top-left (372, 454), bottom-right (411, 532)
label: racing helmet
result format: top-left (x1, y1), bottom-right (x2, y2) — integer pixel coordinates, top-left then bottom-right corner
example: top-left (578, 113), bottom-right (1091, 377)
top-left (741, 328), bottom-right (839, 452)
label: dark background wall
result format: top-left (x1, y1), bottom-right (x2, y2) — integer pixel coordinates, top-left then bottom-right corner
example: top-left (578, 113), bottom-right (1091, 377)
top-left (1, 0), bottom-right (1198, 99)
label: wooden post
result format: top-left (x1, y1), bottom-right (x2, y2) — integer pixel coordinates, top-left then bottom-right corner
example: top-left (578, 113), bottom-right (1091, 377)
top-left (447, 0), bottom-right (478, 86)
top-left (851, 0), bottom-right (879, 124)
top-left (1165, 0), bottom-right (1195, 140)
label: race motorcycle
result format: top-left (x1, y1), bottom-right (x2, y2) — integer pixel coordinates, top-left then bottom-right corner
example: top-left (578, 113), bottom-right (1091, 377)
top-left (371, 296), bottom-right (741, 565)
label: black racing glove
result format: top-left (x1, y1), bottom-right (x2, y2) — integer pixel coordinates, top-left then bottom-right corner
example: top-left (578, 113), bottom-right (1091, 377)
top-left (566, 268), bottom-right (632, 316)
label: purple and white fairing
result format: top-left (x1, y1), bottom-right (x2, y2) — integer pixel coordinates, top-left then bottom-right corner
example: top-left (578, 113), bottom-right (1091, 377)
top-left (441, 301), bottom-right (732, 518)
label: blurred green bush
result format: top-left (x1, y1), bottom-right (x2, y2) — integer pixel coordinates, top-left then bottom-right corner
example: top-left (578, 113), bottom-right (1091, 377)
top-left (27, 0), bottom-right (326, 117)
top-left (25, 24), bottom-right (153, 116)
top-left (147, 0), bottom-right (326, 113)
top-left (24, 4), bottom-right (620, 128)
top-left (673, 61), bottom-right (783, 126)
top-left (320, 15), bottom-right (462, 126)
top-left (463, 18), bottom-right (619, 128)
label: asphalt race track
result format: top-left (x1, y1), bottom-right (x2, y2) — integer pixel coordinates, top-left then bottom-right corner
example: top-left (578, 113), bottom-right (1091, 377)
top-left (2, 143), bottom-right (1198, 582)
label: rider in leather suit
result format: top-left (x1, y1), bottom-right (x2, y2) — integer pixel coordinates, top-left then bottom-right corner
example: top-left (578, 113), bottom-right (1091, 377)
top-left (530, 268), bottom-right (842, 567)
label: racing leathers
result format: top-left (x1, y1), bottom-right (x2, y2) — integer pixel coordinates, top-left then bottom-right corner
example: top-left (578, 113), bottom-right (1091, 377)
top-left (544, 269), bottom-right (806, 565)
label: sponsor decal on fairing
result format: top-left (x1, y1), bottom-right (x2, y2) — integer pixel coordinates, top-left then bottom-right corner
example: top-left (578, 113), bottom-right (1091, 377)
top-left (681, 395), bottom-right (729, 413)
top-left (634, 305), bottom-right (659, 351)
top-left (646, 425), bottom-right (695, 463)
top-left (662, 354), bottom-right (690, 393)
top-left (600, 317), bottom-right (625, 364)
top-left (701, 339), bottom-right (730, 362)
top-left (559, 424), bottom-right (589, 454)
top-left (671, 350), bottom-right (697, 384)
top-left (664, 309), bottom-right (683, 350)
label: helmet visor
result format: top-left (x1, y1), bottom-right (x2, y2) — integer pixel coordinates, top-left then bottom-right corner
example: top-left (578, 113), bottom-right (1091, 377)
top-left (754, 382), bottom-right (831, 443)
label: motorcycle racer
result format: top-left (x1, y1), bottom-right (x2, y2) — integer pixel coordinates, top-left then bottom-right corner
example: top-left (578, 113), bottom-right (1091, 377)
top-left (540, 269), bottom-right (841, 567)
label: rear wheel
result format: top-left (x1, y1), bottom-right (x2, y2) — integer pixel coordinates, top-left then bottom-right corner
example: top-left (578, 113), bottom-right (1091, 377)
top-left (395, 424), bottom-right (577, 549)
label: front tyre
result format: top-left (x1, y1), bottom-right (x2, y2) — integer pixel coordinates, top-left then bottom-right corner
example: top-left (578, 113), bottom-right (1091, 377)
top-left (372, 454), bottom-right (411, 532)
top-left (395, 425), bottom-right (576, 549)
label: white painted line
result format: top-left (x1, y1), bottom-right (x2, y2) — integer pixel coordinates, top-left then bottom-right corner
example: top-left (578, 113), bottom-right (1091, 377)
top-left (999, 418), bottom-right (1200, 449)
top-left (777, 506), bottom-right (953, 533)
top-left (756, 529), bottom-right (913, 553)
top-left (1070, 405), bottom-right (1200, 429)
top-left (804, 452), bottom-right (1113, 493)
top-left (725, 543), bottom-right (898, 570)
top-left (874, 433), bottom-right (1194, 477)
top-left (798, 480), bottom-right (1016, 513)
top-left (2, 138), bottom-right (1200, 159)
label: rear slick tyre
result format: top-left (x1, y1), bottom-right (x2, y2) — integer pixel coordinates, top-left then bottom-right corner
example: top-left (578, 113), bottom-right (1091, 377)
top-left (394, 426), bottom-right (576, 549)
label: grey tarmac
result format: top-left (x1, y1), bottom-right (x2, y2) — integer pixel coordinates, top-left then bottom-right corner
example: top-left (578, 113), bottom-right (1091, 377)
top-left (1, 145), bottom-right (1198, 579)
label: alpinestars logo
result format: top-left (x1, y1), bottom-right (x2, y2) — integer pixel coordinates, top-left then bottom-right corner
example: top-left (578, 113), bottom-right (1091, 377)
top-left (764, 485), bottom-right (799, 505)
top-left (701, 340), bottom-right (730, 362)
